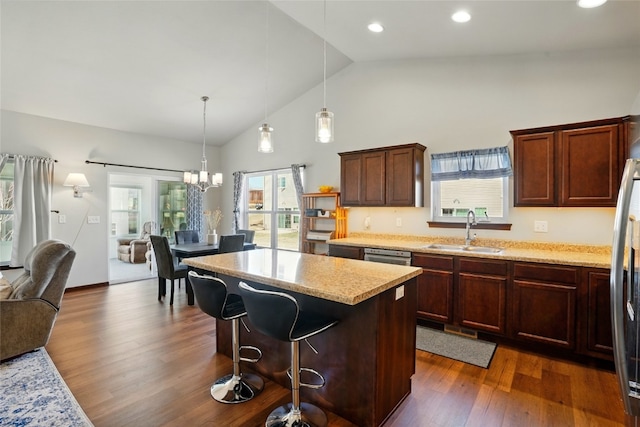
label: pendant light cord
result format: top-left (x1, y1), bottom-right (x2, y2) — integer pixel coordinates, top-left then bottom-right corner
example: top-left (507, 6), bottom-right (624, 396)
top-left (322, 0), bottom-right (327, 108)
top-left (264, 2), bottom-right (269, 122)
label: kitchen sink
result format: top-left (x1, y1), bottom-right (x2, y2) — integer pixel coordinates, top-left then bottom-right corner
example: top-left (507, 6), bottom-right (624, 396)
top-left (424, 243), bottom-right (503, 254)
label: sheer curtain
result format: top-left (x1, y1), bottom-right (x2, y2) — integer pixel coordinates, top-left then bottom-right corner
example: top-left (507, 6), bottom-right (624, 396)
top-left (11, 155), bottom-right (54, 266)
top-left (431, 146), bottom-right (513, 181)
top-left (232, 171), bottom-right (246, 233)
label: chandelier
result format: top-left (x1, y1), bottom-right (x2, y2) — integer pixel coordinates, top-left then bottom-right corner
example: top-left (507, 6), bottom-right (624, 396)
top-left (183, 96), bottom-right (223, 191)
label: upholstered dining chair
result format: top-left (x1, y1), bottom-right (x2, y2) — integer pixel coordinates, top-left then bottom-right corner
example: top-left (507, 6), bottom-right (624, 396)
top-left (236, 229), bottom-right (255, 244)
top-left (218, 234), bottom-right (245, 253)
top-left (175, 230), bottom-right (199, 244)
top-left (150, 235), bottom-right (188, 305)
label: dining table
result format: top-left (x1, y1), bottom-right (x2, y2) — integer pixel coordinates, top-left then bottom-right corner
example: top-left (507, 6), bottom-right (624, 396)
top-left (171, 241), bottom-right (256, 305)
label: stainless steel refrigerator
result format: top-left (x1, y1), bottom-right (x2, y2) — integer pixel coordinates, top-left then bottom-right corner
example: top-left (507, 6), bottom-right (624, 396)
top-left (611, 157), bottom-right (640, 416)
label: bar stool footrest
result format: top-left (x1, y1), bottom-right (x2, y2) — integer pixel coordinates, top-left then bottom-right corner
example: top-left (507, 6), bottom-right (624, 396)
top-left (239, 345), bottom-right (262, 363)
top-left (287, 367), bottom-right (326, 390)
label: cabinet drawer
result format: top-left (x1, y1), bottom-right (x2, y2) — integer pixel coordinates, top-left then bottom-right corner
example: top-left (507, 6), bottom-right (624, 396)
top-left (459, 257), bottom-right (508, 276)
top-left (513, 262), bottom-right (578, 284)
top-left (328, 245), bottom-right (363, 260)
top-left (412, 254), bottom-right (454, 270)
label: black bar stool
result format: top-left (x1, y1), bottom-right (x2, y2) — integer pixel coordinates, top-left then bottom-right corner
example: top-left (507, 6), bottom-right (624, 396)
top-left (188, 271), bottom-right (264, 403)
top-left (238, 282), bottom-right (338, 427)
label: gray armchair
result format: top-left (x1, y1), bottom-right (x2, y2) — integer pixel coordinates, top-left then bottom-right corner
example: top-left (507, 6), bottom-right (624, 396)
top-left (0, 239), bottom-right (76, 361)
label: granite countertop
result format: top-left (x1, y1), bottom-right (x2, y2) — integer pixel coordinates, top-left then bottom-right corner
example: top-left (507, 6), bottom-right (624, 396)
top-left (183, 248), bottom-right (422, 305)
top-left (328, 233), bottom-right (612, 269)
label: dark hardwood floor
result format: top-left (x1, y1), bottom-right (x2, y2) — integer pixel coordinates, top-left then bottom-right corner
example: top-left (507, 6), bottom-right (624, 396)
top-left (46, 279), bottom-right (631, 426)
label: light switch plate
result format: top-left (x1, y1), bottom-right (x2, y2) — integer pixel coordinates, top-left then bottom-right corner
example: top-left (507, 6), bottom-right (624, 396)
top-left (58, 215), bottom-right (66, 224)
top-left (534, 220), bottom-right (548, 233)
top-left (395, 285), bottom-right (404, 300)
top-left (87, 215), bottom-right (100, 224)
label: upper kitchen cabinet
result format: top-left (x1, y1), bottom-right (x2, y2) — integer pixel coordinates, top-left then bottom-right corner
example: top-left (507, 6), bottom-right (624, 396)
top-left (511, 117), bottom-right (630, 207)
top-left (339, 143), bottom-right (426, 207)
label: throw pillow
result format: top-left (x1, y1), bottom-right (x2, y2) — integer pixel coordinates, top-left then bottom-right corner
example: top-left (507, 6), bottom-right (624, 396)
top-left (0, 277), bottom-right (12, 300)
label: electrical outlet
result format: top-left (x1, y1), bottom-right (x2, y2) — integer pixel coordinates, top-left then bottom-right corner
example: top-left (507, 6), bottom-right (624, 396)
top-left (396, 217), bottom-right (402, 227)
top-left (87, 215), bottom-right (100, 224)
top-left (395, 285), bottom-right (404, 300)
top-left (58, 215), bottom-right (66, 224)
top-left (534, 220), bottom-right (548, 233)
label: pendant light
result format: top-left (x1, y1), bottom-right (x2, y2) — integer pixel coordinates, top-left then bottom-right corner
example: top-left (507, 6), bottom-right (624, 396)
top-left (258, 1), bottom-right (274, 153)
top-left (315, 0), bottom-right (333, 143)
top-left (183, 96), bottom-right (223, 192)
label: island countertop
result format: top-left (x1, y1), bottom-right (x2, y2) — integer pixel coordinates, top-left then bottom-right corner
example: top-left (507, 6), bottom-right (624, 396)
top-left (183, 248), bottom-right (421, 305)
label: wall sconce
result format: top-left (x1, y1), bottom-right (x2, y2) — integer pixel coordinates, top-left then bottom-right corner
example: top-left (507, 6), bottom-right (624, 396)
top-left (63, 173), bottom-right (91, 198)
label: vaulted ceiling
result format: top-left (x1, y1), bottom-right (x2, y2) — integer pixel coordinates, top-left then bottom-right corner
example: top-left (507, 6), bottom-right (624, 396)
top-left (2, 0), bottom-right (639, 146)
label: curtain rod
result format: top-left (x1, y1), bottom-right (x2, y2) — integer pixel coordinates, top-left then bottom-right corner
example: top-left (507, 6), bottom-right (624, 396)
top-left (85, 160), bottom-right (183, 173)
top-left (243, 164), bottom-right (306, 174)
top-left (6, 154), bottom-right (58, 162)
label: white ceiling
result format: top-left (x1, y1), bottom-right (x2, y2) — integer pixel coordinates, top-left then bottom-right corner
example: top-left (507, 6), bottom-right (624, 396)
top-left (2, 0), bottom-right (639, 146)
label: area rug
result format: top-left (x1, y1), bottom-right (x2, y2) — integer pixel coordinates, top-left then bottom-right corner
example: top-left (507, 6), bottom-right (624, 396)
top-left (0, 349), bottom-right (93, 426)
top-left (416, 326), bottom-right (497, 368)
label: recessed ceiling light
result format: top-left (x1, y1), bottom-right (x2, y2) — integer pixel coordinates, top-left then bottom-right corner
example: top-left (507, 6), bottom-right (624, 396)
top-left (451, 10), bottom-right (471, 23)
top-left (577, 0), bottom-right (607, 8)
top-left (367, 22), bottom-right (384, 33)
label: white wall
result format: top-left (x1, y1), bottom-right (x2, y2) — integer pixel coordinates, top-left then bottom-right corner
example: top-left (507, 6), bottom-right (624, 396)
top-left (222, 47), bottom-right (640, 246)
top-left (1, 111), bottom-right (221, 287)
top-left (3, 47), bottom-right (640, 287)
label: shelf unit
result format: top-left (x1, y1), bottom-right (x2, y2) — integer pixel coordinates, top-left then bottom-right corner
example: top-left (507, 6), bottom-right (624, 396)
top-left (301, 192), bottom-right (347, 255)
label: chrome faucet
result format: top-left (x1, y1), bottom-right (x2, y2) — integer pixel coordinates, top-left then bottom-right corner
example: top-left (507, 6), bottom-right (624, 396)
top-left (465, 210), bottom-right (477, 246)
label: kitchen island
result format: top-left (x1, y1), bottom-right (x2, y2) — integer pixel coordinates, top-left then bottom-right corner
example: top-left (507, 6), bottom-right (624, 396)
top-left (184, 249), bottom-right (422, 427)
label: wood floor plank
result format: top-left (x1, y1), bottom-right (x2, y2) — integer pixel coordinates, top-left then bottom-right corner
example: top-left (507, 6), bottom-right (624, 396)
top-left (43, 279), bottom-right (632, 427)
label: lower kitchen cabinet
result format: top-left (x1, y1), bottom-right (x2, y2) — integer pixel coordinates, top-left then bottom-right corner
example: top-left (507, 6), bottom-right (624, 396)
top-left (413, 254), bottom-right (454, 323)
top-left (457, 258), bottom-right (508, 335)
top-left (579, 268), bottom-right (613, 359)
top-left (511, 262), bottom-right (579, 350)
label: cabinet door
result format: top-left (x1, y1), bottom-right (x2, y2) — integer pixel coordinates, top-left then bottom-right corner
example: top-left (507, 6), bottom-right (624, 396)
top-left (340, 154), bottom-right (363, 206)
top-left (513, 131), bottom-right (556, 206)
top-left (511, 263), bottom-right (579, 349)
top-left (417, 269), bottom-right (454, 323)
top-left (413, 254), bottom-right (454, 323)
top-left (386, 147), bottom-right (421, 206)
top-left (457, 258), bottom-right (508, 335)
top-left (361, 151), bottom-right (386, 205)
top-left (560, 124), bottom-right (620, 207)
top-left (580, 269), bottom-right (613, 358)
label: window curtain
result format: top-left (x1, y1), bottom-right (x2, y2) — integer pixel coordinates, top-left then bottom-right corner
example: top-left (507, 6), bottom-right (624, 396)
top-left (232, 171), bottom-right (246, 233)
top-left (431, 146), bottom-right (513, 181)
top-left (0, 154), bottom-right (7, 174)
top-left (186, 185), bottom-right (204, 241)
top-left (291, 164), bottom-right (305, 251)
top-left (11, 155), bottom-right (54, 267)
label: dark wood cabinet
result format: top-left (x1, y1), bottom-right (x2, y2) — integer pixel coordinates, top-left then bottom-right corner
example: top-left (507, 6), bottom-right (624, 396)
top-left (511, 117), bottom-right (629, 207)
top-left (457, 257), bottom-right (508, 335)
top-left (511, 262), bottom-right (580, 349)
top-left (339, 143), bottom-right (426, 207)
top-left (579, 268), bottom-right (613, 358)
top-left (413, 254), bottom-right (454, 324)
top-left (328, 244), bottom-right (363, 260)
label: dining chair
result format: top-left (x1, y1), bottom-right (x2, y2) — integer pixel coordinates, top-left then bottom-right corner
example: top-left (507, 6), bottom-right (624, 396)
top-left (237, 229), bottom-right (255, 244)
top-left (175, 230), bottom-right (199, 244)
top-left (150, 235), bottom-right (188, 305)
top-left (218, 234), bottom-right (245, 253)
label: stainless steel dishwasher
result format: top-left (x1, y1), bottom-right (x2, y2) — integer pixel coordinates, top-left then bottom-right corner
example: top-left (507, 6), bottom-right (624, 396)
top-left (363, 248), bottom-right (412, 266)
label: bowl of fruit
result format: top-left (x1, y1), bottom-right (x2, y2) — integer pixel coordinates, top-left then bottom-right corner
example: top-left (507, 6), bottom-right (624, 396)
top-left (318, 185), bottom-right (333, 193)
